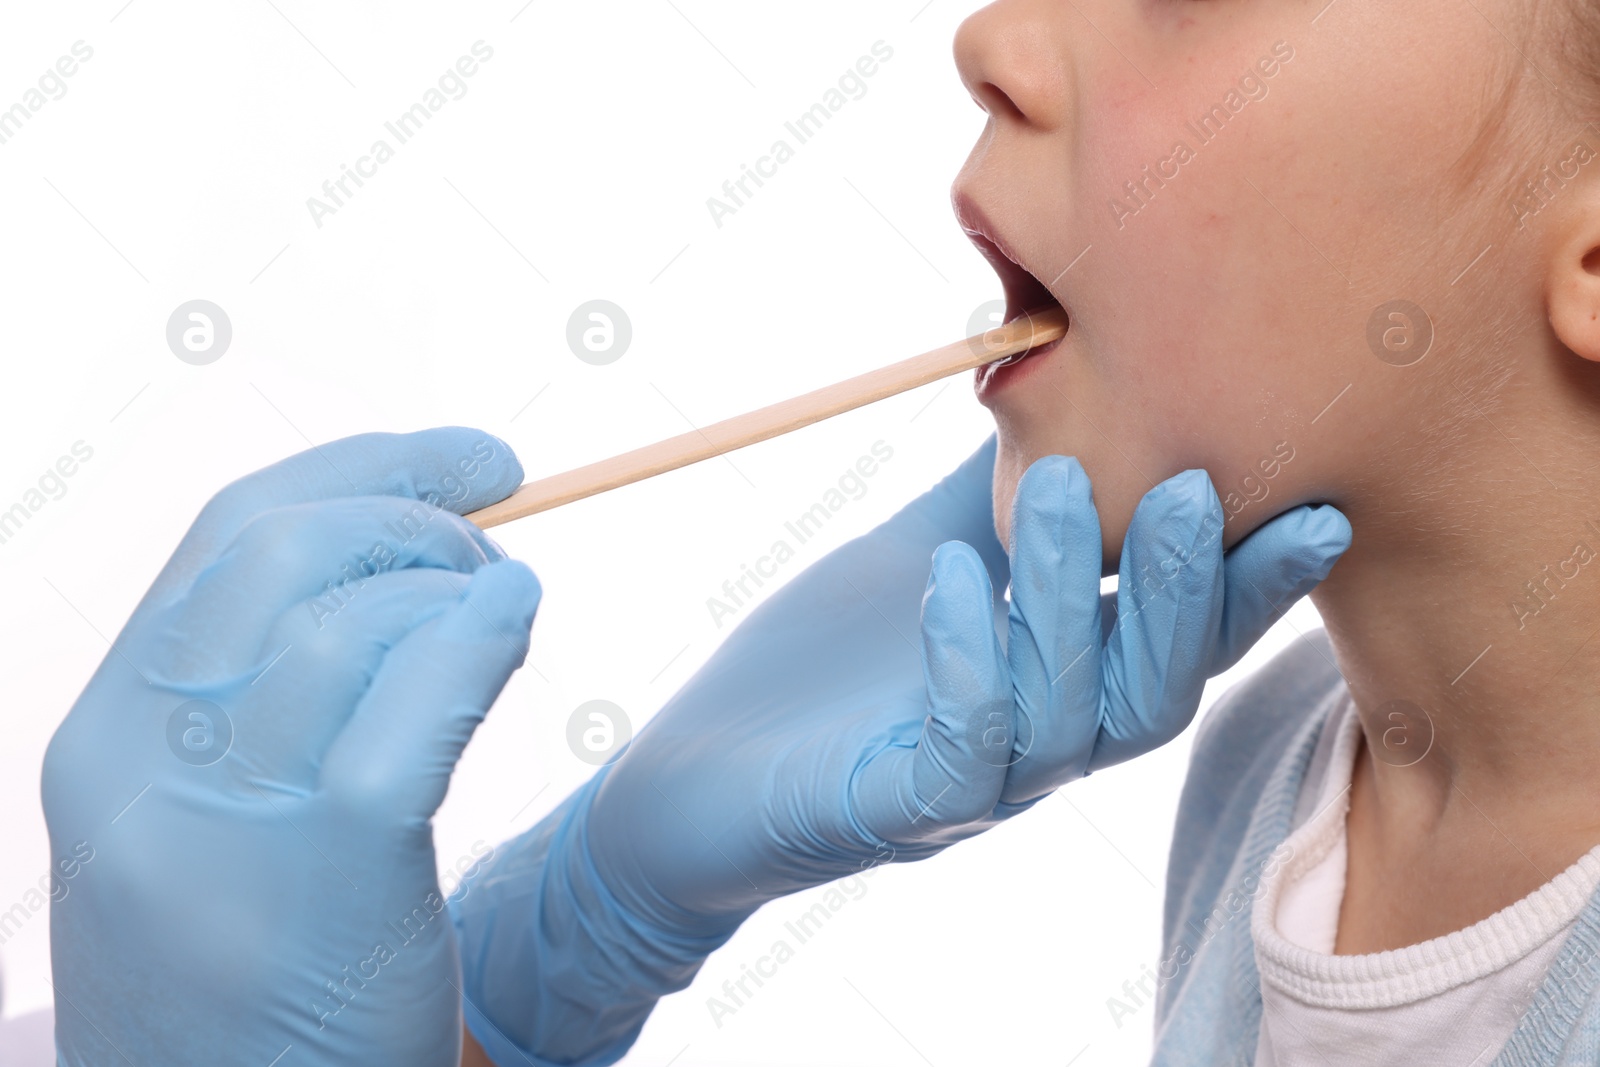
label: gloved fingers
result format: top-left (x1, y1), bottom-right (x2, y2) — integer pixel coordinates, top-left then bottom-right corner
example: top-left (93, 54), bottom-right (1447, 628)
top-left (998, 455), bottom-right (1105, 805)
top-left (319, 559), bottom-right (541, 827)
top-left (1206, 503), bottom-right (1351, 676)
top-left (161, 495), bottom-right (501, 678)
top-left (221, 569), bottom-right (473, 787)
top-left (854, 541), bottom-right (1010, 844)
top-left (139, 427), bottom-right (522, 609)
top-left (1090, 469), bottom-right (1226, 773)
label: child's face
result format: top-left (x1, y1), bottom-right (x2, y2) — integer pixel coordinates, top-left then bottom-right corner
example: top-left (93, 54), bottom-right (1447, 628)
top-left (951, 0), bottom-right (1553, 567)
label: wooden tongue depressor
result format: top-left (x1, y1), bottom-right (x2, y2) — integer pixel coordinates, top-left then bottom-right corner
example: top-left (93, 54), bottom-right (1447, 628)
top-left (464, 305), bottom-right (1069, 530)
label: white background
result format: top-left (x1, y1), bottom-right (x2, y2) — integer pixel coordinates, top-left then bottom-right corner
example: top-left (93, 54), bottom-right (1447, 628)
top-left (0, 2), bottom-right (1324, 1063)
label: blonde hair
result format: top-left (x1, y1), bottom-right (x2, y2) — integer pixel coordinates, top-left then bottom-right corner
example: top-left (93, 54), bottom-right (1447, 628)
top-left (1557, 0), bottom-right (1600, 111)
top-left (1442, 0), bottom-right (1600, 206)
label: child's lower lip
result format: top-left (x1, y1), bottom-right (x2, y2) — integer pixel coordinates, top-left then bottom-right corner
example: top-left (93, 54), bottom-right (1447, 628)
top-left (974, 335), bottom-right (1063, 403)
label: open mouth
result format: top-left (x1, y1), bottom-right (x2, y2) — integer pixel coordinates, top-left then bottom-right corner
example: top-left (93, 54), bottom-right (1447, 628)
top-left (956, 195), bottom-right (1069, 372)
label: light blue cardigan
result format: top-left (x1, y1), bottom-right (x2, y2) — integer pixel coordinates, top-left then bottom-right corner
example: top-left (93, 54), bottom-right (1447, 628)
top-left (1154, 629), bottom-right (1600, 1066)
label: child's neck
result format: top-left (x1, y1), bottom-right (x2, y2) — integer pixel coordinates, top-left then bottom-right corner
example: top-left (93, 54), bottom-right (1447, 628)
top-left (1309, 471), bottom-right (1600, 953)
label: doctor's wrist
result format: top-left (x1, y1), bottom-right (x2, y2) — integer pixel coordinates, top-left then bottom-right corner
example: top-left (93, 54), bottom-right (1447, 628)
top-left (454, 772), bottom-right (741, 1067)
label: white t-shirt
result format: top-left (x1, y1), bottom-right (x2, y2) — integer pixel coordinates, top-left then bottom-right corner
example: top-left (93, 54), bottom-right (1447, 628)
top-left (1251, 693), bottom-right (1600, 1066)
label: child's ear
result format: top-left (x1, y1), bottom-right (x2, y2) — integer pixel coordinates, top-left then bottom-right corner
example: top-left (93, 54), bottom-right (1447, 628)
top-left (1546, 188), bottom-right (1600, 363)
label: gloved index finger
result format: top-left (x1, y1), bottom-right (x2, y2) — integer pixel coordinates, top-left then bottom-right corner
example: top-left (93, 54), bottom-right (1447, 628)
top-left (211, 427), bottom-right (523, 519)
top-left (140, 427), bottom-right (523, 609)
top-left (853, 540), bottom-right (1011, 844)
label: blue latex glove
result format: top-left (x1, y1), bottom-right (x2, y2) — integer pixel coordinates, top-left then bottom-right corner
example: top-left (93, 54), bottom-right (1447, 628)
top-left (43, 427), bottom-right (541, 1065)
top-left (453, 434), bottom-right (1352, 1065)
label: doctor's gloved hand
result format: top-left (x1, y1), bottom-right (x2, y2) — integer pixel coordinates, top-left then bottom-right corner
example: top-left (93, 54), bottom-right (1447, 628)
top-left (42, 427), bottom-right (540, 1066)
top-left (453, 435), bottom-right (1352, 1066)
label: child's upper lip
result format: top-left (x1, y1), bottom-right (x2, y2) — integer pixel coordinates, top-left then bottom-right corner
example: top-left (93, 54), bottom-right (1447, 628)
top-left (952, 190), bottom-right (1062, 325)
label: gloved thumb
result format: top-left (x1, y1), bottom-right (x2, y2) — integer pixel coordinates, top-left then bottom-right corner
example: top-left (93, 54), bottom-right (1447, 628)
top-left (319, 558), bottom-right (541, 824)
top-left (854, 541), bottom-right (1011, 847)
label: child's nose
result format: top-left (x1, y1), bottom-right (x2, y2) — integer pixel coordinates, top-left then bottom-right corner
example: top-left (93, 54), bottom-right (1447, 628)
top-left (953, 0), bottom-right (1073, 133)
